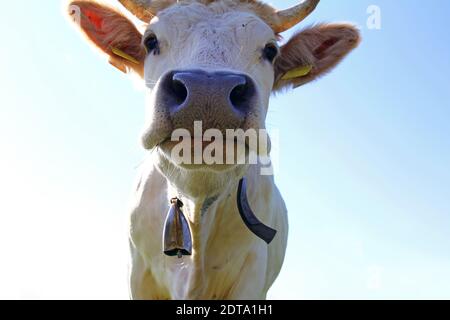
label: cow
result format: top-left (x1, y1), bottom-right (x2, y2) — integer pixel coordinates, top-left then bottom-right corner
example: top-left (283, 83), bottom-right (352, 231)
top-left (67, 0), bottom-right (360, 300)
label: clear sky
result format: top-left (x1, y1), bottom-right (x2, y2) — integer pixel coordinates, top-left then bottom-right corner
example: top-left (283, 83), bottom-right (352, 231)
top-left (0, 0), bottom-right (449, 299)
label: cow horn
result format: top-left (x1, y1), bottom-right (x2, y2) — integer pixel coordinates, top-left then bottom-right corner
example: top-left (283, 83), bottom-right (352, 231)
top-left (273, 0), bottom-right (320, 33)
top-left (118, 0), bottom-right (174, 22)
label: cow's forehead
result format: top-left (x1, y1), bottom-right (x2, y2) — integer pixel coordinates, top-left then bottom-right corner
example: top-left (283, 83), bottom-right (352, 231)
top-left (146, 2), bottom-right (275, 40)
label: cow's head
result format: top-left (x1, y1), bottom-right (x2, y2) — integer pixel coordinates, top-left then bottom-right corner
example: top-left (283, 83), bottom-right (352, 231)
top-left (68, 0), bottom-right (360, 197)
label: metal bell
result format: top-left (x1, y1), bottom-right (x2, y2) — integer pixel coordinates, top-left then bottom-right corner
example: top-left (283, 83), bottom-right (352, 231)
top-left (163, 198), bottom-right (193, 258)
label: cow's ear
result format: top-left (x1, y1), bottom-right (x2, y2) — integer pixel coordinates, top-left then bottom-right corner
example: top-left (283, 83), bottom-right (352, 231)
top-left (273, 24), bottom-right (360, 91)
top-left (68, 0), bottom-right (146, 76)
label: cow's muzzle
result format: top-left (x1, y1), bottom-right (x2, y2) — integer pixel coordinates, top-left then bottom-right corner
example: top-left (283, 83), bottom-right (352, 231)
top-left (157, 69), bottom-right (258, 131)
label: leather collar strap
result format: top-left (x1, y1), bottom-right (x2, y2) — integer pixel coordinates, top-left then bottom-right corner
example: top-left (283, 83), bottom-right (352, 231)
top-left (237, 177), bottom-right (277, 244)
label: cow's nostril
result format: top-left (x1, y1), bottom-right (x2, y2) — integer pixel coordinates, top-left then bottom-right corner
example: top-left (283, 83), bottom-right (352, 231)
top-left (230, 82), bottom-right (251, 112)
top-left (169, 78), bottom-right (188, 105)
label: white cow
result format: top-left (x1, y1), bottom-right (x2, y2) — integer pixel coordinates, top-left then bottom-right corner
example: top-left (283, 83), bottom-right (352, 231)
top-left (68, 0), bottom-right (360, 299)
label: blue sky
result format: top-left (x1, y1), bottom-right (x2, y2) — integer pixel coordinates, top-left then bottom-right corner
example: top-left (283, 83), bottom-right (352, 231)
top-left (0, 0), bottom-right (449, 299)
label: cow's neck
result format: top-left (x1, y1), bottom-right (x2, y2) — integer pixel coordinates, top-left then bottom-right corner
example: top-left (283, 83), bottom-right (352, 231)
top-left (166, 170), bottom-right (241, 227)
top-left (163, 166), bottom-right (254, 254)
top-left (163, 170), bottom-right (243, 295)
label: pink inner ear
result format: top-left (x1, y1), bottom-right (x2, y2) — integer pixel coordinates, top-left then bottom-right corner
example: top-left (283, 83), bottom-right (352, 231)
top-left (84, 9), bottom-right (104, 31)
top-left (314, 37), bottom-right (339, 59)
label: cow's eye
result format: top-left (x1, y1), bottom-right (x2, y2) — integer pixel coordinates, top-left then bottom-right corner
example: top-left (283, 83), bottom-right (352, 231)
top-left (144, 34), bottom-right (160, 55)
top-left (263, 43), bottom-right (279, 63)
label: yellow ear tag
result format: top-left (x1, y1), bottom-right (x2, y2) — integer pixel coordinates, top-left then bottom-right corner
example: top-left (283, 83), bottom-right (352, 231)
top-left (111, 47), bottom-right (140, 65)
top-left (281, 65), bottom-right (313, 80)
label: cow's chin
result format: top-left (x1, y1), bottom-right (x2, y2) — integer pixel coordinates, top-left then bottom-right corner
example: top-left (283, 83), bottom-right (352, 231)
top-left (157, 139), bottom-right (253, 172)
top-left (153, 141), bottom-right (249, 199)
